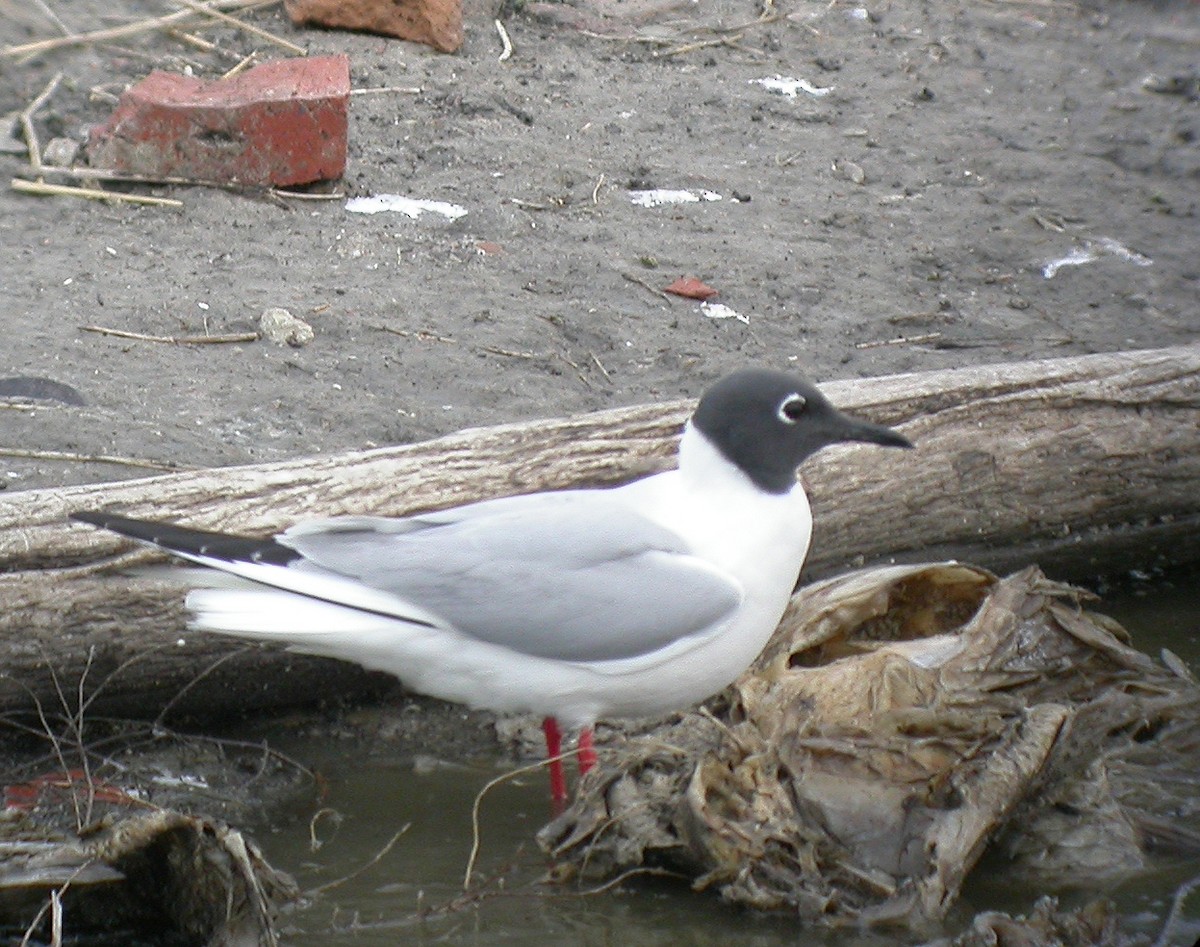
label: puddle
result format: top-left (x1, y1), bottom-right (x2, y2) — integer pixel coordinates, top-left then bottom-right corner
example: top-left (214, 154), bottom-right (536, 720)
top-left (254, 750), bottom-right (817, 945)
top-left (248, 571), bottom-right (1200, 945)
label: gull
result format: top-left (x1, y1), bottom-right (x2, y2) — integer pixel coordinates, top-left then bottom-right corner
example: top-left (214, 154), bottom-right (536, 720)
top-left (73, 368), bottom-right (912, 804)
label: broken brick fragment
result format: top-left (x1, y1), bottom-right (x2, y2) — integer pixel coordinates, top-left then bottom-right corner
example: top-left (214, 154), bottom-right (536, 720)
top-left (285, 0), bottom-right (463, 54)
top-left (87, 54), bottom-right (350, 187)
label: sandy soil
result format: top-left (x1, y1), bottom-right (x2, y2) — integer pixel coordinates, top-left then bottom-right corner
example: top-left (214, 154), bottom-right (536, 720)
top-left (0, 0), bottom-right (1196, 495)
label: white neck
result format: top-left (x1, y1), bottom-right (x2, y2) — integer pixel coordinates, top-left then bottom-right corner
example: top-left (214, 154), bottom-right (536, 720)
top-left (677, 420), bottom-right (787, 497)
top-left (622, 420), bottom-right (808, 560)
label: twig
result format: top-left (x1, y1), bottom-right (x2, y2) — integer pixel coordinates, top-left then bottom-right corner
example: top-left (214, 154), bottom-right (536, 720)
top-left (172, 0), bottom-right (305, 54)
top-left (495, 19), bottom-right (513, 62)
top-left (94, 41), bottom-right (207, 72)
top-left (350, 85), bottom-right (423, 96)
top-left (1153, 871), bottom-right (1200, 947)
top-left (376, 325), bottom-right (456, 344)
top-left (621, 272), bottom-right (670, 300)
top-left (509, 197), bottom-right (556, 211)
top-left (152, 649), bottom-right (248, 727)
top-left (17, 162), bottom-right (243, 189)
top-left (18, 866), bottom-right (91, 947)
top-left (722, 39), bottom-right (765, 57)
top-left (50, 888), bottom-right (63, 947)
top-left (11, 178), bottom-right (183, 207)
top-left (30, 0), bottom-right (74, 36)
top-left (656, 33), bottom-right (744, 57)
top-left (166, 27), bottom-right (222, 53)
top-left (694, 704), bottom-right (763, 757)
top-left (270, 187), bottom-right (344, 200)
top-left (0, 447), bottom-right (184, 472)
top-left (578, 29), bottom-right (674, 46)
top-left (854, 332), bottom-right (943, 349)
top-left (716, 11), bottom-right (786, 32)
top-left (157, 725), bottom-right (317, 784)
top-left (2, 0), bottom-right (278, 57)
top-left (221, 50), bottom-right (259, 79)
top-left (464, 752), bottom-right (578, 890)
top-left (81, 324), bottom-right (258, 344)
top-left (87, 85), bottom-right (121, 105)
top-left (590, 172), bottom-right (605, 205)
top-left (307, 825), bottom-right (410, 896)
top-left (585, 11), bottom-right (780, 56)
top-left (307, 808), bottom-right (342, 852)
top-left (556, 352), bottom-right (594, 390)
top-left (36, 653), bottom-right (86, 830)
top-left (73, 647), bottom-right (98, 826)
top-left (18, 72), bottom-right (61, 172)
top-left (589, 352), bottom-right (612, 382)
top-left (27, 159), bottom-right (310, 198)
top-left (478, 345), bottom-right (538, 359)
top-left (572, 866), bottom-right (682, 896)
top-left (19, 892), bottom-right (52, 947)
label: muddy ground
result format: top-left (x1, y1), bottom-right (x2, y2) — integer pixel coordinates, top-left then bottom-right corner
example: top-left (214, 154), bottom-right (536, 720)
top-left (1, 0), bottom-right (1197, 494)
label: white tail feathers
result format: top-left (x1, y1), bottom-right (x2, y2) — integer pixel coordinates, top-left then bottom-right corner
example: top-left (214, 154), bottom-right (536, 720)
top-left (187, 588), bottom-right (413, 638)
top-left (165, 550), bottom-right (449, 630)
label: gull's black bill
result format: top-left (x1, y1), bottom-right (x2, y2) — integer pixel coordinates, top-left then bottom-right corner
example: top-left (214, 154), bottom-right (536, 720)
top-left (834, 414), bottom-right (915, 450)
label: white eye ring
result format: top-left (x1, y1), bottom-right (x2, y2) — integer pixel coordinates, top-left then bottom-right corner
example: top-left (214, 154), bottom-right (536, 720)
top-left (777, 394), bottom-right (807, 424)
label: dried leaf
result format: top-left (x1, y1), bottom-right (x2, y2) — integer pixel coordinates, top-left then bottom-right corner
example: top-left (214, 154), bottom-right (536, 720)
top-left (664, 276), bottom-right (718, 300)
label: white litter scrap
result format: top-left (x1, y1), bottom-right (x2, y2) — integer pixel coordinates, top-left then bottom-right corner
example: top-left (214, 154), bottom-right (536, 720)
top-left (628, 189), bottom-right (722, 208)
top-left (700, 301), bottom-right (749, 325)
top-left (345, 194), bottom-right (468, 221)
top-left (1042, 237), bottom-right (1152, 279)
top-left (752, 75), bottom-right (834, 98)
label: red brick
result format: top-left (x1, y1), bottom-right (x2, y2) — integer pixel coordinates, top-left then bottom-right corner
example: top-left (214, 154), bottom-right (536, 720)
top-left (285, 0), bottom-right (462, 54)
top-left (87, 55), bottom-right (350, 187)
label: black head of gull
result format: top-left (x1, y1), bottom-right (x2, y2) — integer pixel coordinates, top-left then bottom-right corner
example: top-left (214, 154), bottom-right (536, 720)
top-left (691, 368), bottom-right (913, 495)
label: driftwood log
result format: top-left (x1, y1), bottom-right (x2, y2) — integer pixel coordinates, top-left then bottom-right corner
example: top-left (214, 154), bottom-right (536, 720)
top-left (0, 344), bottom-right (1196, 720)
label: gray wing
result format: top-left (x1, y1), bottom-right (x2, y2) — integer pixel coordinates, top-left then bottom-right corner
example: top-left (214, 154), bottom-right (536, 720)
top-left (277, 493), bottom-right (742, 662)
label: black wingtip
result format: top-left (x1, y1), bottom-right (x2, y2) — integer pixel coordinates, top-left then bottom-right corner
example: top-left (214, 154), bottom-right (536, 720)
top-left (72, 510), bottom-right (298, 566)
top-left (71, 510), bottom-right (164, 540)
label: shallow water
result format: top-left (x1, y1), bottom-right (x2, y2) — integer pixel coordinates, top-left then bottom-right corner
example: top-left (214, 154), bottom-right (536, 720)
top-left (251, 574), bottom-right (1200, 946)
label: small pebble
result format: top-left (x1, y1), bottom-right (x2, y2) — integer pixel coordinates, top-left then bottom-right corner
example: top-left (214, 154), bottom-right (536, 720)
top-left (259, 307), bottom-right (314, 347)
top-left (42, 137), bottom-right (79, 167)
top-left (834, 160), bottom-right (867, 185)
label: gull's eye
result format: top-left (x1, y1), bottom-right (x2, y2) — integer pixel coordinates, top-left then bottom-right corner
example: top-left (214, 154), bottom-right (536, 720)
top-left (777, 394), bottom-right (807, 424)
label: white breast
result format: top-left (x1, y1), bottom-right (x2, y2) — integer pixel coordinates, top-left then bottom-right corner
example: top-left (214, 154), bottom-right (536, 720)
top-left (618, 422), bottom-right (813, 594)
top-left (566, 424), bottom-right (813, 720)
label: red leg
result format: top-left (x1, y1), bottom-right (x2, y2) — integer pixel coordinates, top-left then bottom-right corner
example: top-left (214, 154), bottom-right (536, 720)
top-left (578, 726), bottom-right (597, 774)
top-left (542, 716), bottom-right (567, 806)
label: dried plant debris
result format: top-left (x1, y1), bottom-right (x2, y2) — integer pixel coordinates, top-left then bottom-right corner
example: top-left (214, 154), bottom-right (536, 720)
top-left (919, 896), bottom-right (1122, 947)
top-left (0, 721), bottom-right (311, 943)
top-left (540, 564), bottom-right (1200, 928)
top-left (0, 809), bottom-right (297, 947)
